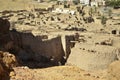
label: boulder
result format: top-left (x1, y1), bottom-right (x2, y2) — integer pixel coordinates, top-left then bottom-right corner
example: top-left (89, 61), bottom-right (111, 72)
top-left (2, 52), bottom-right (18, 69)
top-left (0, 51), bottom-right (18, 80)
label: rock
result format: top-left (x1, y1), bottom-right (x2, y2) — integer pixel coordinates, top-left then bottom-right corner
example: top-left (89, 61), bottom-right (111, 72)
top-left (0, 51), bottom-right (18, 80)
top-left (10, 71), bottom-right (15, 77)
top-left (2, 52), bottom-right (18, 69)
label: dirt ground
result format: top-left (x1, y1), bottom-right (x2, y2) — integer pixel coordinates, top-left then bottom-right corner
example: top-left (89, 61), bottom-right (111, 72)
top-left (0, 0), bottom-right (54, 11)
top-left (10, 66), bottom-right (107, 80)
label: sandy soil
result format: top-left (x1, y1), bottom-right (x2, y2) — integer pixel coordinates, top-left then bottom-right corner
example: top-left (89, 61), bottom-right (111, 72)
top-left (10, 66), bottom-right (107, 80)
top-left (0, 0), bottom-right (54, 11)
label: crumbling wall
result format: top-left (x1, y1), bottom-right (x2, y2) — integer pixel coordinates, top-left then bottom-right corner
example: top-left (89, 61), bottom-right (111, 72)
top-left (67, 43), bottom-right (119, 71)
top-left (0, 17), bottom-right (76, 66)
top-left (65, 35), bottom-right (75, 59)
top-left (61, 34), bottom-right (79, 59)
top-left (21, 33), bottom-right (65, 65)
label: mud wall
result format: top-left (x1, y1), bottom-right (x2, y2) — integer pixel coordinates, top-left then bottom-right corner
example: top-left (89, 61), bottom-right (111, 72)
top-left (67, 44), bottom-right (119, 71)
top-left (65, 35), bottom-right (75, 59)
top-left (20, 33), bottom-right (65, 64)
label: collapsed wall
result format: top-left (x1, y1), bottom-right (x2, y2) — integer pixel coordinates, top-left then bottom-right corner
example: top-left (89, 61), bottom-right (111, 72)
top-left (67, 43), bottom-right (119, 71)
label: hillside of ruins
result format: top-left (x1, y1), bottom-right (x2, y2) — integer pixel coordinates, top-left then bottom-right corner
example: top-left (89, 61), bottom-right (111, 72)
top-left (0, 0), bottom-right (120, 80)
